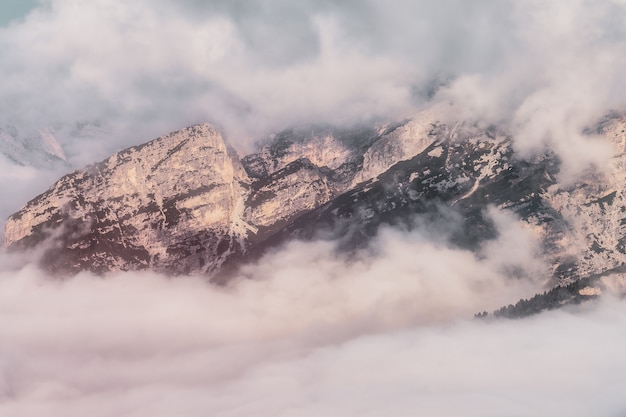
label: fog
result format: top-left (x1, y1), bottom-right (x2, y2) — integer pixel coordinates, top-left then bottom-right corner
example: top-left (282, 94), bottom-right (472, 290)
top-left (2, 1), bottom-right (626, 415)
top-left (1, 208), bottom-right (626, 416)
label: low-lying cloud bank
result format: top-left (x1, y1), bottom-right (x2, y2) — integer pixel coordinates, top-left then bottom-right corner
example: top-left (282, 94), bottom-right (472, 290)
top-left (1, 262), bottom-right (625, 416)
top-left (2, 208), bottom-right (624, 416)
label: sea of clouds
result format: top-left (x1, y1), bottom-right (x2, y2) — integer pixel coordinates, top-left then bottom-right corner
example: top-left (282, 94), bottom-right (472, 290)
top-left (1, 216), bottom-right (626, 416)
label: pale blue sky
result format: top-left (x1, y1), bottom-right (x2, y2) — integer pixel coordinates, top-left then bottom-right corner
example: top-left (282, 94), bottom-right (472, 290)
top-left (0, 0), bottom-right (39, 26)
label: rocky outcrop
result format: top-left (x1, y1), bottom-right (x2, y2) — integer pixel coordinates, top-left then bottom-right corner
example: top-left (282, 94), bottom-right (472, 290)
top-left (4, 124), bottom-right (252, 274)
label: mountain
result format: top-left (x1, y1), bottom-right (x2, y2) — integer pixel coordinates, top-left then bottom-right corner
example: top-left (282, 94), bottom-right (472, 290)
top-left (0, 124), bottom-right (67, 167)
top-left (4, 111), bottom-right (626, 297)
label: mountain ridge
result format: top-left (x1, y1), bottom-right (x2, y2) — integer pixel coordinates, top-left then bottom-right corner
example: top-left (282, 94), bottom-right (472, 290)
top-left (4, 112), bottom-right (626, 300)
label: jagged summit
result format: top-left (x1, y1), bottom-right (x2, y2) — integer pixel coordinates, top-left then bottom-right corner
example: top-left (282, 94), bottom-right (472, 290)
top-left (5, 113), bottom-right (626, 288)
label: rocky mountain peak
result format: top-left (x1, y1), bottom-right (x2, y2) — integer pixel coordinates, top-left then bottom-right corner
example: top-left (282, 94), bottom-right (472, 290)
top-left (4, 123), bottom-right (252, 274)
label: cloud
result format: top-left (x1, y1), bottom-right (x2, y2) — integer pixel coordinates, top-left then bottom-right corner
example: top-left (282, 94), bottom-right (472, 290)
top-left (0, 207), bottom-right (571, 416)
top-left (434, 0), bottom-right (626, 178)
top-left (0, 0), bottom-right (418, 161)
top-left (1, 0), bottom-right (625, 171)
top-left (0, 223), bottom-right (624, 416)
top-left (0, 0), bottom-right (39, 26)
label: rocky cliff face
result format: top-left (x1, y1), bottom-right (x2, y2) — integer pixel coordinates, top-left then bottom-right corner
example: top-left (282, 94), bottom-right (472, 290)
top-left (4, 124), bottom-right (252, 274)
top-left (4, 112), bottom-right (626, 285)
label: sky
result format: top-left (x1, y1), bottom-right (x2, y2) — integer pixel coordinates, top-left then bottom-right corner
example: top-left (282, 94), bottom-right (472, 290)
top-left (1, 1), bottom-right (626, 415)
top-left (0, 0), bottom-right (39, 26)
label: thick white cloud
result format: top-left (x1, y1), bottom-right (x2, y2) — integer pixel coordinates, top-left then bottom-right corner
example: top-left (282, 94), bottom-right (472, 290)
top-left (1, 0), bottom-right (625, 170)
top-left (0, 219), bottom-right (624, 416)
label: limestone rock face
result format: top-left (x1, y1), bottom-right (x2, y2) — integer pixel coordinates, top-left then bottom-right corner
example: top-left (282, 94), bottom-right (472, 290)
top-left (5, 112), bottom-right (626, 285)
top-left (4, 123), bottom-right (252, 274)
top-left (244, 158), bottom-right (336, 231)
top-left (351, 111), bottom-right (440, 186)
